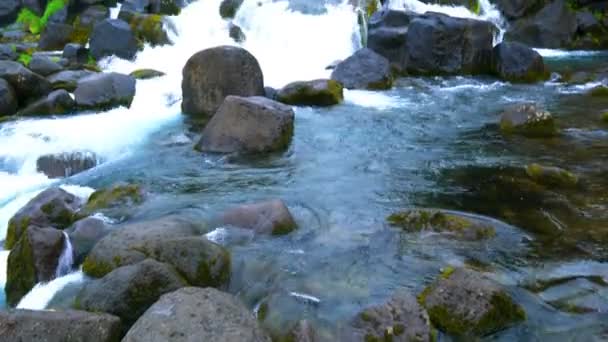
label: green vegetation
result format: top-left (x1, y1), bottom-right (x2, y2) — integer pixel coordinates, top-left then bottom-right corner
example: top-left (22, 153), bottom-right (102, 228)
top-left (17, 53), bottom-right (31, 66)
top-left (16, 0), bottom-right (67, 34)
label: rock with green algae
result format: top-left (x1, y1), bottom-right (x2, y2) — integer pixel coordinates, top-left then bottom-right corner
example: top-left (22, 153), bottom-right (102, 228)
top-left (525, 163), bottom-right (579, 188)
top-left (418, 267), bottom-right (526, 337)
top-left (602, 112), bottom-right (608, 123)
top-left (82, 215), bottom-right (230, 290)
top-left (277, 79), bottom-right (344, 107)
top-left (5, 187), bottom-right (82, 249)
top-left (588, 85), bottom-right (608, 97)
top-left (343, 289), bottom-right (433, 342)
top-left (129, 68), bottom-right (165, 80)
top-left (6, 226), bottom-right (65, 306)
top-left (127, 13), bottom-right (171, 47)
top-left (387, 209), bottom-right (496, 241)
top-left (499, 103), bottom-right (558, 138)
top-left (83, 183), bottom-right (144, 214)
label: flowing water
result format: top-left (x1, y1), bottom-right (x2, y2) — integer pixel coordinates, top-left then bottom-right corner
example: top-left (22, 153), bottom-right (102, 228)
top-left (0, 0), bottom-right (607, 340)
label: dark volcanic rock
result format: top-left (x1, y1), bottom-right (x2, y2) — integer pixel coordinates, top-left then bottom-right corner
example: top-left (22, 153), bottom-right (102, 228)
top-left (90, 19), bottom-right (139, 60)
top-left (0, 78), bottom-right (17, 117)
top-left (29, 55), bottom-right (63, 76)
top-left (492, 0), bottom-right (546, 20)
top-left (367, 9), bottom-right (416, 74)
top-left (0, 309), bottom-right (122, 342)
top-left (219, 199), bottom-right (297, 235)
top-left (0, 0), bottom-right (20, 27)
top-left (331, 48), bottom-right (393, 90)
top-left (76, 259), bottom-right (188, 328)
top-left (6, 226), bottom-right (66, 306)
top-left (181, 46), bottom-right (265, 117)
top-left (47, 70), bottom-right (96, 91)
top-left (83, 183), bottom-right (144, 215)
top-left (491, 41), bottom-right (548, 83)
top-left (66, 216), bottom-right (110, 265)
top-left (6, 187), bottom-right (82, 249)
top-left (276, 79), bottom-right (344, 106)
top-left (74, 72), bottom-right (136, 110)
top-left (0, 44), bottom-right (18, 61)
top-left (63, 43), bottom-right (90, 65)
top-left (36, 151), bottom-right (98, 178)
top-left (18, 90), bottom-right (76, 116)
top-left (0, 60), bottom-right (52, 105)
top-left (38, 23), bottom-right (74, 51)
top-left (220, 0), bottom-right (244, 19)
top-left (123, 287), bottom-right (271, 342)
top-left (195, 96), bottom-right (295, 154)
top-left (229, 22), bottom-right (246, 43)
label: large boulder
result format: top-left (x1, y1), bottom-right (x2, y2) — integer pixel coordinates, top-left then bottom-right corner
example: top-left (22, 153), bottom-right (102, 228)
top-left (66, 216), bottom-right (110, 265)
top-left (90, 19), bottom-right (139, 60)
top-left (405, 12), bottom-right (495, 75)
top-left (74, 72), bottom-right (136, 110)
top-left (491, 42), bottom-right (548, 83)
top-left (0, 0), bottom-right (20, 27)
top-left (342, 290), bottom-right (432, 341)
top-left (47, 70), bottom-right (96, 92)
top-left (219, 0), bottom-right (244, 18)
top-left (6, 226), bottom-right (66, 306)
top-left (276, 79), bottom-right (344, 106)
top-left (6, 187), bottom-right (82, 249)
top-left (36, 151), bottom-right (98, 178)
top-left (0, 78), bottom-right (17, 117)
top-left (330, 48), bottom-right (393, 90)
top-left (81, 216), bottom-right (221, 279)
top-left (38, 23), bottom-right (74, 51)
top-left (76, 259), bottom-right (188, 328)
top-left (123, 287), bottom-right (271, 342)
top-left (419, 268), bottom-right (526, 337)
top-left (0, 61), bottom-right (52, 105)
top-left (181, 46), bottom-right (265, 117)
top-left (367, 9), bottom-right (416, 74)
top-left (491, 0), bottom-right (545, 20)
top-left (505, 0), bottom-right (577, 49)
top-left (195, 96), bottom-right (295, 154)
top-left (219, 199), bottom-right (297, 235)
top-left (17, 89), bottom-right (76, 116)
top-left (28, 55), bottom-right (63, 76)
top-left (83, 183), bottom-right (144, 215)
top-left (0, 309), bottom-right (121, 342)
top-left (499, 103), bottom-right (558, 138)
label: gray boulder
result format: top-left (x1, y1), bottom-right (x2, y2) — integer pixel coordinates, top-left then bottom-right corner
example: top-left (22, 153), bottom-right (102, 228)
top-left (331, 48), bottom-right (392, 90)
top-left (491, 42), bottom-right (548, 83)
top-left (63, 44), bottom-right (90, 65)
top-left (181, 46), bottom-right (265, 117)
top-left (0, 309), bottom-right (121, 342)
top-left (18, 90), bottom-right (75, 116)
top-left (6, 187), bottom-right (82, 249)
top-left (47, 70), bottom-right (96, 92)
top-left (0, 44), bottom-right (18, 61)
top-left (195, 96), bottom-right (294, 154)
top-left (38, 23), bottom-right (74, 51)
top-left (0, 0), bottom-right (19, 27)
top-left (0, 60), bottom-right (52, 105)
top-left (276, 79), bottom-right (344, 106)
top-left (66, 216), bottom-right (110, 265)
top-left (0, 78), bottom-right (17, 117)
top-left (29, 55), bottom-right (63, 76)
top-left (123, 287), bottom-right (271, 342)
top-left (6, 226), bottom-right (66, 306)
top-left (367, 9), bottom-right (417, 74)
top-left (219, 199), bottom-right (297, 235)
top-left (76, 259), bottom-right (187, 328)
top-left (36, 151), bottom-right (98, 178)
top-left (90, 19), bottom-right (139, 60)
top-left (74, 72), bottom-right (136, 110)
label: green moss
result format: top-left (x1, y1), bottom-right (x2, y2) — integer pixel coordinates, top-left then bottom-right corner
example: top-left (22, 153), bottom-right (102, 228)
top-left (387, 209), bottom-right (496, 240)
top-left (129, 68), bottom-right (166, 80)
top-left (85, 183), bottom-right (143, 212)
top-left (500, 114), bottom-right (558, 138)
top-left (278, 80), bottom-right (344, 106)
top-left (195, 249), bottom-right (231, 288)
top-left (5, 217), bottom-right (30, 250)
top-left (129, 14), bottom-right (169, 47)
top-left (440, 266), bottom-right (455, 279)
top-left (601, 112), bottom-right (608, 123)
top-left (5, 231), bottom-right (36, 306)
top-left (82, 256), bottom-right (114, 278)
top-left (427, 304), bottom-right (470, 336)
top-left (473, 292), bottom-right (526, 335)
top-left (525, 163), bottom-right (578, 188)
top-left (40, 0), bottom-right (66, 29)
top-left (469, 0), bottom-right (481, 15)
top-left (590, 86), bottom-right (608, 97)
top-left (365, 0), bottom-right (378, 18)
top-left (17, 9), bottom-right (41, 34)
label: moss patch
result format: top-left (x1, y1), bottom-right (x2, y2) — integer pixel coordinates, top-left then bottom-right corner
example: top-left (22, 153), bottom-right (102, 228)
top-left (5, 232), bottom-right (36, 306)
top-left (278, 80), bottom-right (344, 106)
top-left (388, 209), bottom-right (496, 240)
top-left (85, 183), bottom-right (144, 213)
top-left (129, 68), bottom-right (165, 80)
top-left (525, 163), bottom-right (578, 188)
top-left (5, 216), bottom-right (29, 250)
top-left (82, 256), bottom-right (115, 278)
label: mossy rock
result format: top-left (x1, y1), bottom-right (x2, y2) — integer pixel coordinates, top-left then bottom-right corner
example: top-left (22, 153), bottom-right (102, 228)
top-left (419, 267), bottom-right (525, 337)
top-left (499, 103), bottom-right (559, 138)
top-left (589, 86), bottom-right (608, 97)
top-left (128, 13), bottom-right (170, 47)
top-left (387, 209), bottom-right (496, 240)
top-left (601, 112), bottom-right (608, 123)
top-left (277, 79), bottom-right (344, 107)
top-left (525, 163), bottom-right (578, 188)
top-left (129, 68), bottom-right (165, 80)
top-left (5, 229), bottom-right (36, 306)
top-left (84, 183), bottom-right (144, 213)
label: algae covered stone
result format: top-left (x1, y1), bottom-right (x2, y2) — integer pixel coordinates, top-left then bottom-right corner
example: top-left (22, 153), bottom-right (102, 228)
top-left (499, 103), bottom-right (558, 138)
top-left (84, 183), bottom-right (144, 214)
top-left (419, 268), bottom-right (525, 337)
top-left (129, 68), bottom-right (165, 80)
top-left (277, 79), bottom-right (344, 107)
top-left (387, 209), bottom-right (496, 241)
top-left (525, 163), bottom-right (578, 188)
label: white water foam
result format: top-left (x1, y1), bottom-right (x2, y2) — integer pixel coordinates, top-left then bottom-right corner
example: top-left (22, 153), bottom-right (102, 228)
top-left (0, 250), bottom-right (8, 287)
top-left (55, 232), bottom-right (74, 278)
top-left (344, 89), bottom-right (406, 109)
top-left (16, 271), bottom-right (84, 310)
top-left (535, 49), bottom-right (606, 58)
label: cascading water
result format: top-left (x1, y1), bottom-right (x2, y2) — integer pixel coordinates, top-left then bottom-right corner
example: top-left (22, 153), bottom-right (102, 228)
top-left (16, 271), bottom-right (84, 310)
top-left (55, 232), bottom-right (74, 278)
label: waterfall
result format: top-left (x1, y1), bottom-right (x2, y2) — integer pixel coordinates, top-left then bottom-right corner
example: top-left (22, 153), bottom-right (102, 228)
top-left (388, 0), bottom-right (507, 43)
top-left (16, 271), bottom-right (84, 310)
top-left (55, 232), bottom-right (74, 278)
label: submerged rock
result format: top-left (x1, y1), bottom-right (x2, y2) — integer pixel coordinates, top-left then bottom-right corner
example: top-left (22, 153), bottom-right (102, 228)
top-left (499, 103), bottom-right (558, 138)
top-left (418, 267), bottom-right (525, 337)
top-left (219, 199), bottom-right (298, 235)
top-left (6, 226), bottom-right (66, 306)
top-left (66, 216), bottom-right (110, 265)
top-left (90, 19), bottom-right (139, 60)
top-left (277, 79), bottom-right (344, 106)
top-left (526, 163), bottom-right (579, 188)
top-left (76, 259), bottom-right (188, 328)
top-left (195, 96), bottom-right (295, 154)
top-left (74, 72), bottom-right (137, 110)
top-left (343, 290), bottom-right (432, 342)
top-left (6, 187), bottom-right (82, 249)
top-left (129, 68), bottom-right (165, 79)
top-left (286, 320), bottom-right (317, 342)
top-left (18, 90), bottom-right (75, 116)
top-left (0, 309), bottom-right (121, 342)
top-left (0, 60), bottom-right (52, 105)
top-left (387, 209), bottom-right (496, 241)
top-left (331, 48), bottom-right (393, 90)
top-left (84, 183), bottom-right (144, 214)
top-left (123, 287), bottom-right (271, 342)
top-left (181, 46), bottom-right (265, 117)
top-left (36, 151), bottom-right (98, 178)
top-left (491, 42), bottom-right (548, 83)
top-left (0, 78), bottom-right (17, 117)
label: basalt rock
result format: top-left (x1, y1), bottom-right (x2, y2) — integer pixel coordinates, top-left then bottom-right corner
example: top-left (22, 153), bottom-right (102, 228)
top-left (38, 22), bottom-right (74, 51)
top-left (83, 183), bottom-right (144, 214)
top-left (331, 48), bottom-right (393, 90)
top-left (18, 89), bottom-right (76, 116)
top-left (0, 60), bottom-right (52, 106)
top-left (28, 55), bottom-right (63, 76)
top-left (36, 151), bottom-right (98, 178)
top-left (0, 78), bottom-right (17, 117)
top-left (491, 42), bottom-right (549, 83)
top-left (219, 0), bottom-right (244, 19)
top-left (74, 72), bottom-right (136, 110)
top-left (0, 0), bottom-right (20, 27)
top-left (90, 19), bottom-right (139, 60)
top-left (47, 69), bottom-right (96, 92)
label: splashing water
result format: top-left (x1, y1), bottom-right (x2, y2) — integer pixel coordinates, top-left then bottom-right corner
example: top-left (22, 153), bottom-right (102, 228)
top-left (55, 232), bottom-right (74, 278)
top-left (388, 0), bottom-right (507, 43)
top-left (16, 271), bottom-right (84, 310)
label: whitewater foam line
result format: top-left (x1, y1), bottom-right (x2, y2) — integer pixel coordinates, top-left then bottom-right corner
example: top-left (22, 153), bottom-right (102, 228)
top-left (17, 271), bottom-right (84, 310)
